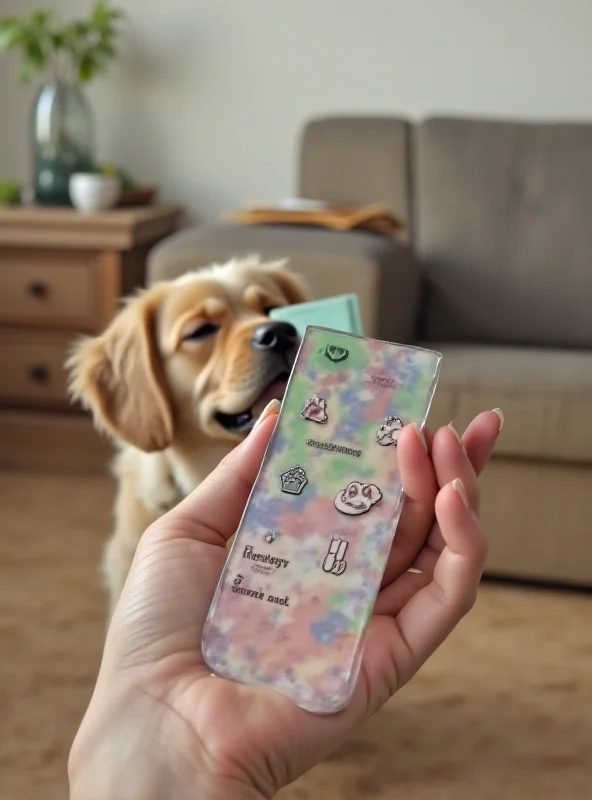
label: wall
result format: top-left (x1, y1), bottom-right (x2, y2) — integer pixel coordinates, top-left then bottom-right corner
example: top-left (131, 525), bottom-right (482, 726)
top-left (1, 0), bottom-right (591, 221)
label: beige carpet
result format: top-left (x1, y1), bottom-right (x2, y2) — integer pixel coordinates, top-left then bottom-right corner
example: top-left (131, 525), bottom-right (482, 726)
top-left (1, 470), bottom-right (591, 800)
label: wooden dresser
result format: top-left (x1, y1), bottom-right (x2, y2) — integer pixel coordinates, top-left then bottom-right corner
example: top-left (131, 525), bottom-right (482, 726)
top-left (0, 205), bottom-right (182, 470)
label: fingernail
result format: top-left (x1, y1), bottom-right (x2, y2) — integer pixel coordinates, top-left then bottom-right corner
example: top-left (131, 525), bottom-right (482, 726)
top-left (253, 398), bottom-right (281, 429)
top-left (492, 408), bottom-right (504, 433)
top-left (452, 478), bottom-right (471, 510)
top-left (226, 533), bottom-right (236, 551)
top-left (448, 422), bottom-right (467, 454)
top-left (413, 423), bottom-right (428, 451)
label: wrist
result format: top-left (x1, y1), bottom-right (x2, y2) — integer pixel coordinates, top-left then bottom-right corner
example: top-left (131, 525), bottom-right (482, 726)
top-left (70, 746), bottom-right (267, 800)
top-left (69, 683), bottom-right (269, 800)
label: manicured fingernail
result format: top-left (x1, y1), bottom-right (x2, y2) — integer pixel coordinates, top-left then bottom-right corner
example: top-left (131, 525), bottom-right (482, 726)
top-left (452, 478), bottom-right (471, 509)
top-left (492, 408), bottom-right (504, 432)
top-left (253, 398), bottom-right (281, 429)
top-left (413, 423), bottom-right (428, 451)
top-left (448, 422), bottom-right (467, 454)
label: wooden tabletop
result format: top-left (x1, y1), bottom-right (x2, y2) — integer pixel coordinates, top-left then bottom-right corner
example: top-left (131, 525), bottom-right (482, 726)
top-left (0, 205), bottom-right (183, 250)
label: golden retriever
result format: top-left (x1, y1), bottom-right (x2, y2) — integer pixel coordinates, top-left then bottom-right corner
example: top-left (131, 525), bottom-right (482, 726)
top-left (68, 256), bottom-right (308, 615)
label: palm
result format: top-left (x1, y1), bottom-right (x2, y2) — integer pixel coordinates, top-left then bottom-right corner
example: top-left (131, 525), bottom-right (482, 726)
top-left (99, 412), bottom-right (500, 797)
top-left (113, 536), bottom-right (422, 791)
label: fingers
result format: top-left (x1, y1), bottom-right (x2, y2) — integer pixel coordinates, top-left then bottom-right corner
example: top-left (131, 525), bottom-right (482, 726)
top-left (146, 414), bottom-right (278, 547)
top-left (391, 479), bottom-right (488, 681)
top-left (432, 425), bottom-right (482, 512)
top-left (374, 568), bottom-right (431, 616)
top-left (380, 424), bottom-right (438, 586)
top-left (463, 410), bottom-right (504, 475)
top-left (427, 410), bottom-right (501, 550)
top-left (435, 411), bottom-right (501, 506)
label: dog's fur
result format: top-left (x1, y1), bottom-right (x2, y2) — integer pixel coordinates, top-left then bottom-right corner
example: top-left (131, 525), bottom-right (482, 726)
top-left (68, 256), bottom-right (308, 614)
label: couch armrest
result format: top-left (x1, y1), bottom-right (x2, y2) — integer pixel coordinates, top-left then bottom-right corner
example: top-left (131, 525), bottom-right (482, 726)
top-left (147, 222), bottom-right (421, 342)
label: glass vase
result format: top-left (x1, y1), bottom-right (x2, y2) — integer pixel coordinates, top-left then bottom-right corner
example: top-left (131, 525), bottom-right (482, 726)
top-left (31, 81), bottom-right (95, 206)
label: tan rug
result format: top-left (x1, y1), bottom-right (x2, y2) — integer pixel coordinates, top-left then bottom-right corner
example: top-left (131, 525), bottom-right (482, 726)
top-left (1, 469), bottom-right (591, 800)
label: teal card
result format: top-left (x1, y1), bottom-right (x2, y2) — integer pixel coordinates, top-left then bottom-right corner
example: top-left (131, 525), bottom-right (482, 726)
top-left (270, 294), bottom-right (363, 337)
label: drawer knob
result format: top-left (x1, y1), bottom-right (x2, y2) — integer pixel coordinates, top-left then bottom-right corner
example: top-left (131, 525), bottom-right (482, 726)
top-left (27, 281), bottom-right (49, 299)
top-left (28, 364), bottom-right (49, 383)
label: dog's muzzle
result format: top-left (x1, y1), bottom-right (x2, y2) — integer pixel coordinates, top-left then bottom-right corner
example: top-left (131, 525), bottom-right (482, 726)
top-left (251, 320), bottom-right (299, 354)
top-left (214, 321), bottom-right (300, 435)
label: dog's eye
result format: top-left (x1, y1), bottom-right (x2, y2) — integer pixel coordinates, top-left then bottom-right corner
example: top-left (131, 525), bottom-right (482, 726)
top-left (183, 323), bottom-right (219, 341)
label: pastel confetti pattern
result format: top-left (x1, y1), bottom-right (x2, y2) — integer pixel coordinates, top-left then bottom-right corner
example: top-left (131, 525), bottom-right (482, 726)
top-left (202, 327), bottom-right (441, 713)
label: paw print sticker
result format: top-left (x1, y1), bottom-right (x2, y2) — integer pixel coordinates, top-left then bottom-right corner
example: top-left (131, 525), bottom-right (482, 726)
top-left (376, 416), bottom-right (404, 447)
top-left (335, 481), bottom-right (382, 515)
top-left (301, 395), bottom-right (328, 424)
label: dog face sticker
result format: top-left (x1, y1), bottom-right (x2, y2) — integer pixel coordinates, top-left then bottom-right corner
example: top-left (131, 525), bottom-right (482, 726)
top-left (376, 416), bottom-right (404, 447)
top-left (334, 481), bottom-right (382, 515)
top-left (301, 395), bottom-right (328, 424)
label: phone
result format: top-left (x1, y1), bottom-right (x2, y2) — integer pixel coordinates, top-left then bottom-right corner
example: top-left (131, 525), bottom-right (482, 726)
top-left (269, 293), bottom-right (364, 337)
top-left (202, 326), bottom-right (442, 714)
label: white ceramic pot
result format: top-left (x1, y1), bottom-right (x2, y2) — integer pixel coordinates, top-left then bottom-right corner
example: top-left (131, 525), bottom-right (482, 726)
top-left (69, 173), bottom-right (121, 212)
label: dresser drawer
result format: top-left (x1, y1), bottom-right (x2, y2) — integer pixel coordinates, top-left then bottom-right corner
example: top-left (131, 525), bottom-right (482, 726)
top-left (0, 330), bottom-right (76, 410)
top-left (0, 250), bottom-right (102, 330)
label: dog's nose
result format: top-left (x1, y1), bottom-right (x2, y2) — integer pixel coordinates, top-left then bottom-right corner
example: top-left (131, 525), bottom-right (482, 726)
top-left (252, 321), bottom-right (298, 353)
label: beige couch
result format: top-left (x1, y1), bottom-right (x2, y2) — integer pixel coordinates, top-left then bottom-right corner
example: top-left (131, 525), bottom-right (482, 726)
top-left (148, 115), bottom-right (592, 586)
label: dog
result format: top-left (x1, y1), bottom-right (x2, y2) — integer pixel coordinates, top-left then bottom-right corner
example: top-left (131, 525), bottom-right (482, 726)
top-left (68, 256), bottom-right (308, 615)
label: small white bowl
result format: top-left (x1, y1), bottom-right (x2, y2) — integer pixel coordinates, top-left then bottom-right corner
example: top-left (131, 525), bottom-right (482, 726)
top-left (69, 173), bottom-right (121, 212)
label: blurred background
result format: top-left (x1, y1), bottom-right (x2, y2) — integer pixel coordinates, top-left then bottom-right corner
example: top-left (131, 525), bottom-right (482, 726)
top-left (1, 1), bottom-right (591, 799)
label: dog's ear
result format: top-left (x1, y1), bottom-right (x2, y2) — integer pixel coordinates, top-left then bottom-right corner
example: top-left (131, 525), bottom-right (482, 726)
top-left (67, 289), bottom-right (173, 452)
top-left (265, 261), bottom-right (310, 305)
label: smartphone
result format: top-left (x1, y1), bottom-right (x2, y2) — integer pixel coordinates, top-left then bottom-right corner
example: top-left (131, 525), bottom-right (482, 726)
top-left (202, 326), bottom-right (442, 714)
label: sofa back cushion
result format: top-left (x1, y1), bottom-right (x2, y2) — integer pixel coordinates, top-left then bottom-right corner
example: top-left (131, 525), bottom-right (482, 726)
top-left (415, 117), bottom-right (592, 347)
top-left (299, 116), bottom-right (412, 238)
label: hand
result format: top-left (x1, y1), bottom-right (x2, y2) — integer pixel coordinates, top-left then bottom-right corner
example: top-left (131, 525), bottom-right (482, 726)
top-left (69, 409), bottom-right (502, 800)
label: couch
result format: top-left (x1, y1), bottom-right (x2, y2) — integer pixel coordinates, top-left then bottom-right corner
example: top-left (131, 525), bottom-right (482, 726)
top-left (148, 115), bottom-right (592, 586)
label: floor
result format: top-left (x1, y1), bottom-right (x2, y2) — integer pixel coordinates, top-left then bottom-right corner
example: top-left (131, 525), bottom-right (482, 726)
top-left (1, 469), bottom-right (591, 800)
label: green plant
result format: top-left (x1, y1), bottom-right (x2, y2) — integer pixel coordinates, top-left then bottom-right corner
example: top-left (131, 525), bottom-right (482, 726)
top-left (0, 1), bottom-right (124, 84)
top-left (0, 180), bottom-right (21, 206)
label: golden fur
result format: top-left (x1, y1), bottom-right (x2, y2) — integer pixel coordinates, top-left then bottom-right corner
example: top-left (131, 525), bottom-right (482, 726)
top-left (68, 256), bottom-right (308, 615)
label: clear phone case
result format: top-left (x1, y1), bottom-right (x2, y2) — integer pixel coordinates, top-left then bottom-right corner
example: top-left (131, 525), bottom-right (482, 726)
top-left (202, 327), bottom-right (442, 714)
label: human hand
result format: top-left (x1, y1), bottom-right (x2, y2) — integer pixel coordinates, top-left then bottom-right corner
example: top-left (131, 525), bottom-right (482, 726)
top-left (69, 406), bottom-right (502, 800)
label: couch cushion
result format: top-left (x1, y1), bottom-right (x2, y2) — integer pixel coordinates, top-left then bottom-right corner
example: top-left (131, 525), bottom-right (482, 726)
top-left (147, 222), bottom-right (420, 341)
top-left (424, 343), bottom-right (592, 463)
top-left (415, 117), bottom-right (592, 348)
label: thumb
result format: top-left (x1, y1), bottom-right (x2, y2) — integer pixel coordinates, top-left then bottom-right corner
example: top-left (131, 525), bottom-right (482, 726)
top-left (147, 410), bottom-right (278, 548)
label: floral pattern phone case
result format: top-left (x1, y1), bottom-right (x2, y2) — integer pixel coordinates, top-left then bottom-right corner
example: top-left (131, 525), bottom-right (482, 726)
top-left (202, 327), bottom-right (442, 714)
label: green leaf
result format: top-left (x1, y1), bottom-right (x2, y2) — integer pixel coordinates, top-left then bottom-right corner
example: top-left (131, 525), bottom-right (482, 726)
top-left (77, 51), bottom-right (98, 82)
top-left (30, 9), bottom-right (53, 28)
top-left (0, 18), bottom-right (26, 51)
top-left (2, 2), bottom-right (124, 84)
